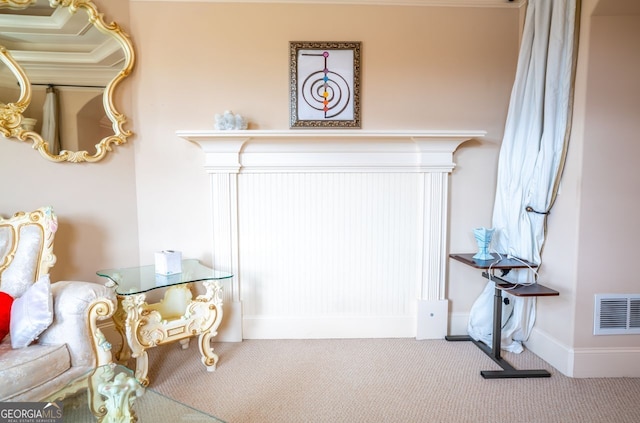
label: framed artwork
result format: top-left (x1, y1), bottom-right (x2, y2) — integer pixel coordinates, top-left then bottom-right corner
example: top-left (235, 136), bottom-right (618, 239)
top-left (289, 41), bottom-right (361, 128)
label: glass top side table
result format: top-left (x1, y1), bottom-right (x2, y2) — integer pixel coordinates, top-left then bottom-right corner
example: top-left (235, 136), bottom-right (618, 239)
top-left (97, 259), bottom-right (233, 386)
top-left (97, 258), bottom-right (232, 295)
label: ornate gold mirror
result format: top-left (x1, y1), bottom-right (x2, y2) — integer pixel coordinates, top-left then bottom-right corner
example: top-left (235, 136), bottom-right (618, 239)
top-left (0, 0), bottom-right (134, 162)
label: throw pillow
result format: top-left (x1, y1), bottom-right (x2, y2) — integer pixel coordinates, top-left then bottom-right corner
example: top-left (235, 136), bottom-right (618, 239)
top-left (10, 274), bottom-right (54, 349)
top-left (0, 291), bottom-right (14, 342)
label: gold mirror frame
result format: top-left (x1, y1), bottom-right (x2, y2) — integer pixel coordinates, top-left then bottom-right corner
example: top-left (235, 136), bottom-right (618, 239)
top-left (0, 0), bottom-right (135, 163)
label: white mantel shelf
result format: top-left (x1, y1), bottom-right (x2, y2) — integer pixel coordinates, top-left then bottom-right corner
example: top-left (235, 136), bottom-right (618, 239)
top-left (177, 129), bottom-right (486, 173)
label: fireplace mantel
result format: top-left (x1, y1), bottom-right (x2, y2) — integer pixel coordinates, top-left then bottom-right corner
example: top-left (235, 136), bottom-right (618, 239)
top-left (177, 130), bottom-right (486, 173)
top-left (178, 129), bottom-right (486, 341)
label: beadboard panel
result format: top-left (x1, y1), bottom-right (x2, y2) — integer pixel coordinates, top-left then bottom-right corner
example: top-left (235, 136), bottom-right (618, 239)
top-left (238, 173), bottom-right (421, 337)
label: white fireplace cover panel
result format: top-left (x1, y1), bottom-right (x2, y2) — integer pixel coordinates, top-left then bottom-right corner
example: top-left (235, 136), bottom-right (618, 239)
top-left (239, 173), bottom-right (421, 338)
top-left (178, 130), bottom-right (486, 339)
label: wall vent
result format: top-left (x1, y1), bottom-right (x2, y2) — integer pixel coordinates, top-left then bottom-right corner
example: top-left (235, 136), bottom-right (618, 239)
top-left (594, 294), bottom-right (640, 335)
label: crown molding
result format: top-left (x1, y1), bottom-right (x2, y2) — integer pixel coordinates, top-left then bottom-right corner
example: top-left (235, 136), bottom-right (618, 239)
top-left (130, 0), bottom-right (526, 8)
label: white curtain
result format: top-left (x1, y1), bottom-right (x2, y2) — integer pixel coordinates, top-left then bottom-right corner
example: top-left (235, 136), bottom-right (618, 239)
top-left (41, 86), bottom-right (60, 155)
top-left (468, 0), bottom-right (579, 353)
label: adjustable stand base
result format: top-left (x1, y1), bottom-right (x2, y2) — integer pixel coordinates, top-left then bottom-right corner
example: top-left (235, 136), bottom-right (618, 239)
top-left (445, 335), bottom-right (551, 379)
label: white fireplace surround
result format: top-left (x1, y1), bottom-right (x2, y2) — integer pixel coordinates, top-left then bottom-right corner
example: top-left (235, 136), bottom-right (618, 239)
top-left (178, 130), bottom-right (485, 341)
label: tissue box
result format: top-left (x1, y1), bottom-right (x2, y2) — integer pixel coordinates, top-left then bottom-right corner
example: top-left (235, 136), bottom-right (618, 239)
top-left (155, 272), bottom-right (183, 287)
top-left (155, 250), bottom-right (182, 275)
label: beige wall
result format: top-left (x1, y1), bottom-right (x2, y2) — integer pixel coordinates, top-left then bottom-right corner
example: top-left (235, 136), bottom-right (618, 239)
top-left (0, 0), bottom-right (140, 284)
top-left (128, 0), bottom-right (639, 376)
top-left (128, 1), bottom-right (520, 313)
top-left (575, 9), bottom-right (640, 349)
top-left (3, 0), bottom-right (637, 376)
top-left (527, 0), bottom-right (640, 376)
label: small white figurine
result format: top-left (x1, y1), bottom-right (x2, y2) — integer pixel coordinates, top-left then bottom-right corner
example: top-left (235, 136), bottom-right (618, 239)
top-left (214, 110), bottom-right (248, 130)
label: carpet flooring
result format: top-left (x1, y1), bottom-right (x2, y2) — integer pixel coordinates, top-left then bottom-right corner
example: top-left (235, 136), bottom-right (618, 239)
top-left (143, 338), bottom-right (640, 423)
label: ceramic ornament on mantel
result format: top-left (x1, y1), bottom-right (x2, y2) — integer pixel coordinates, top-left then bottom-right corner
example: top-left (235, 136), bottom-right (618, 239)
top-left (214, 110), bottom-right (248, 130)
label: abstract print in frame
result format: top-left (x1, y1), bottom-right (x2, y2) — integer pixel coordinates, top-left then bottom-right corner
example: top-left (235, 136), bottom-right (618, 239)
top-left (289, 41), bottom-right (361, 128)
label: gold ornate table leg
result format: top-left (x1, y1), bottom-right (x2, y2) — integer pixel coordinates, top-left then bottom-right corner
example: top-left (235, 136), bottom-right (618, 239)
top-left (193, 280), bottom-right (224, 372)
top-left (119, 293), bottom-right (154, 386)
top-left (198, 327), bottom-right (219, 371)
top-left (134, 352), bottom-right (150, 387)
top-left (112, 297), bottom-right (131, 364)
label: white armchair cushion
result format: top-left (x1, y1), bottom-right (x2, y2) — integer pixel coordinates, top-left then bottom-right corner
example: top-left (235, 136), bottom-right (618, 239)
top-left (10, 275), bottom-right (54, 349)
top-left (1, 225), bottom-right (42, 298)
top-left (0, 336), bottom-right (70, 401)
top-left (39, 281), bottom-right (116, 367)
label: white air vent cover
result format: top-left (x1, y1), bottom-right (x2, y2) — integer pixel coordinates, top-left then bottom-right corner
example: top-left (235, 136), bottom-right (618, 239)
top-left (594, 294), bottom-right (640, 335)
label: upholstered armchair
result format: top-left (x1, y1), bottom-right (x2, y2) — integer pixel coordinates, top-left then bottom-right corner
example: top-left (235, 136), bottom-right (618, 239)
top-left (0, 206), bottom-right (116, 401)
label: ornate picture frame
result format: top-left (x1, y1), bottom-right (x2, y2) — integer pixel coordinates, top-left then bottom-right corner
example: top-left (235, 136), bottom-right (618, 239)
top-left (289, 41), bottom-right (361, 128)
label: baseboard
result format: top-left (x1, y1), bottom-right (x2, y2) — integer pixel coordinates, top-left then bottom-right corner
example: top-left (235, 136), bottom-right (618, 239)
top-left (100, 311), bottom-right (415, 341)
top-left (448, 312), bottom-right (470, 336)
top-left (242, 315), bottom-right (416, 339)
top-left (523, 328), bottom-right (573, 376)
top-left (525, 327), bottom-right (640, 378)
top-left (215, 301), bottom-right (243, 342)
top-left (101, 310), bottom-right (640, 377)
top-left (97, 320), bottom-right (121, 352)
top-left (98, 320), bottom-right (115, 329)
top-left (571, 346), bottom-right (640, 378)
